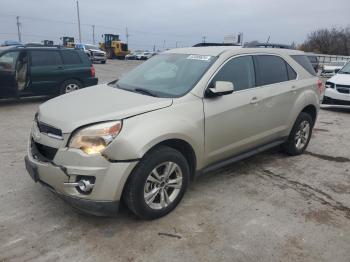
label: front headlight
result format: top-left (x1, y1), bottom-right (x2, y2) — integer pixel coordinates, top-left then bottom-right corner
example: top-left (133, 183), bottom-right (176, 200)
top-left (69, 121), bottom-right (122, 155)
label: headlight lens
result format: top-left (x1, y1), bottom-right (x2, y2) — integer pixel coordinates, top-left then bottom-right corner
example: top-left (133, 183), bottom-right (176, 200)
top-left (69, 121), bottom-right (122, 155)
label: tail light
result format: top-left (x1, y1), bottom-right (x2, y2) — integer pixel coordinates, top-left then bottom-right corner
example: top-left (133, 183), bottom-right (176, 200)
top-left (317, 79), bottom-right (324, 95)
top-left (90, 65), bottom-right (95, 77)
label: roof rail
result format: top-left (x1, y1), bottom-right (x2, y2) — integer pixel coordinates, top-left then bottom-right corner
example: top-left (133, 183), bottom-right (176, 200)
top-left (193, 42), bottom-right (241, 47)
top-left (244, 43), bottom-right (294, 49)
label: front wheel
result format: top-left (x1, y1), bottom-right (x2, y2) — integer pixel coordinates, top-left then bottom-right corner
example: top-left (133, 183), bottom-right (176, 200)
top-left (282, 112), bottom-right (313, 156)
top-left (124, 146), bottom-right (190, 219)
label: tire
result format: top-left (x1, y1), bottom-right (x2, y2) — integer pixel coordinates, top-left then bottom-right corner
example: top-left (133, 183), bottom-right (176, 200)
top-left (282, 112), bottom-right (313, 156)
top-left (124, 146), bottom-right (190, 220)
top-left (60, 79), bottom-right (82, 95)
top-left (101, 60), bottom-right (106, 64)
top-left (106, 49), bottom-right (114, 59)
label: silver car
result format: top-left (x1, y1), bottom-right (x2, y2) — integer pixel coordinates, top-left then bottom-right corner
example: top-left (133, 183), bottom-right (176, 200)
top-left (25, 47), bottom-right (322, 219)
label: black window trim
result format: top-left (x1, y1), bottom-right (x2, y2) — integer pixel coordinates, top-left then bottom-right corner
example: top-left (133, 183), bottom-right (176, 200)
top-left (204, 53), bottom-right (299, 97)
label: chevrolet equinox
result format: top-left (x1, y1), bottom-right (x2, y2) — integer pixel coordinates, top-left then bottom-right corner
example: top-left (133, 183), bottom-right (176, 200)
top-left (25, 47), bottom-right (323, 219)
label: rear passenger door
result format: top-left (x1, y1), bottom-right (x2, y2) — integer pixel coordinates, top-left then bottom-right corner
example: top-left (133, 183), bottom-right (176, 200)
top-left (253, 54), bottom-right (298, 138)
top-left (29, 50), bottom-right (64, 94)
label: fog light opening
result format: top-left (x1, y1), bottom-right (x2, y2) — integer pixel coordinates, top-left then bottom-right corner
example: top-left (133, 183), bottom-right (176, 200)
top-left (76, 176), bottom-right (95, 194)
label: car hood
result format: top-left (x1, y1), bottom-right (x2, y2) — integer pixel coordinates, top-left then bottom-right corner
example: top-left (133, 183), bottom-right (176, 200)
top-left (89, 49), bottom-right (105, 54)
top-left (328, 74), bottom-right (350, 85)
top-left (38, 84), bottom-right (173, 133)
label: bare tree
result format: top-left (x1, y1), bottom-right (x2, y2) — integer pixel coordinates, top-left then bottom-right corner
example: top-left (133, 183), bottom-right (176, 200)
top-left (299, 26), bottom-right (350, 55)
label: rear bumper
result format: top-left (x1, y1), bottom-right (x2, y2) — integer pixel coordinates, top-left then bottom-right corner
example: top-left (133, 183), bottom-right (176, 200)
top-left (84, 77), bottom-right (98, 87)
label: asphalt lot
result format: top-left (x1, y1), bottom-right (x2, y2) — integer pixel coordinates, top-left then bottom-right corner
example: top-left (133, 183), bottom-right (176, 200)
top-left (0, 59), bottom-right (350, 262)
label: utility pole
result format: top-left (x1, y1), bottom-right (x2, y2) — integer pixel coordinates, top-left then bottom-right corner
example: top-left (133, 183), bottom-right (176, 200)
top-left (92, 25), bottom-right (95, 45)
top-left (125, 26), bottom-right (129, 46)
top-left (163, 40), bottom-right (166, 50)
top-left (16, 16), bottom-right (21, 42)
top-left (202, 36), bottom-right (206, 44)
top-left (76, 1), bottom-right (82, 43)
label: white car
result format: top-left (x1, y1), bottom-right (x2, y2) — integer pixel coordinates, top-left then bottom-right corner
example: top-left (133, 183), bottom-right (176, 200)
top-left (323, 61), bottom-right (350, 105)
top-left (75, 43), bottom-right (107, 64)
top-left (136, 52), bottom-right (154, 60)
top-left (321, 61), bottom-right (347, 78)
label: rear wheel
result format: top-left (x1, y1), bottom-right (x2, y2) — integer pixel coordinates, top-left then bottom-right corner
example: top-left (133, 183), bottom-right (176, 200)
top-left (124, 146), bottom-right (190, 219)
top-left (60, 79), bottom-right (82, 95)
top-left (282, 112), bottom-right (313, 156)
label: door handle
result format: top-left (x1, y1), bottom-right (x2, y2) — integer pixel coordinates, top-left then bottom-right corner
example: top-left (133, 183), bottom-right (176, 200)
top-left (250, 96), bottom-right (259, 104)
top-left (290, 85), bottom-right (297, 93)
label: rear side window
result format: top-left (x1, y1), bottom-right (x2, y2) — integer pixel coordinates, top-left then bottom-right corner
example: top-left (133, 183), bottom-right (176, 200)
top-left (254, 55), bottom-right (289, 86)
top-left (31, 51), bottom-right (62, 66)
top-left (212, 55), bottom-right (255, 91)
top-left (286, 63), bottom-right (297, 80)
top-left (61, 50), bottom-right (82, 65)
top-left (291, 55), bottom-right (316, 76)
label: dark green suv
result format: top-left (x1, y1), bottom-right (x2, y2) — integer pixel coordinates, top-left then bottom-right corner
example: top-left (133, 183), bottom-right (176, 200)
top-left (0, 46), bottom-right (98, 98)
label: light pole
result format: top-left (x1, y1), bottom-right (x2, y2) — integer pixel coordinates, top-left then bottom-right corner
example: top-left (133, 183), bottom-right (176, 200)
top-left (16, 16), bottom-right (21, 42)
top-left (76, 1), bottom-right (82, 43)
top-left (92, 25), bottom-right (95, 45)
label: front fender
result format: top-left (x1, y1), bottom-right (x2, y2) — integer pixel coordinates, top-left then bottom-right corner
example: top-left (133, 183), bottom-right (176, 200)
top-left (103, 96), bottom-right (205, 169)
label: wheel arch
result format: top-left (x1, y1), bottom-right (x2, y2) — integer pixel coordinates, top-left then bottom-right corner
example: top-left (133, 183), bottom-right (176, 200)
top-left (300, 104), bottom-right (317, 126)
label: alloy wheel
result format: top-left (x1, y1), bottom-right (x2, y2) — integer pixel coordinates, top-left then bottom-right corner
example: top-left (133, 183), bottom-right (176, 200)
top-left (294, 120), bottom-right (310, 150)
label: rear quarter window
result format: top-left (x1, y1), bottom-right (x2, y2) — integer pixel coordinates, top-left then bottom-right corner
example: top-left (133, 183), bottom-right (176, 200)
top-left (291, 55), bottom-right (316, 76)
top-left (61, 50), bottom-right (82, 65)
top-left (31, 50), bottom-right (62, 66)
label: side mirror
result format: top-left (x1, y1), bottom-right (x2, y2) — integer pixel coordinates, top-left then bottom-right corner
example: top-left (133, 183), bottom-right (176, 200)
top-left (206, 81), bottom-right (234, 97)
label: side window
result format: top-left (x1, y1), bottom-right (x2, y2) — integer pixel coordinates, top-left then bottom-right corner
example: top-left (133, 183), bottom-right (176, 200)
top-left (61, 51), bottom-right (82, 65)
top-left (286, 63), bottom-right (297, 80)
top-left (212, 56), bottom-right (255, 91)
top-left (254, 55), bottom-right (289, 86)
top-left (31, 51), bottom-right (62, 66)
top-left (0, 51), bottom-right (19, 71)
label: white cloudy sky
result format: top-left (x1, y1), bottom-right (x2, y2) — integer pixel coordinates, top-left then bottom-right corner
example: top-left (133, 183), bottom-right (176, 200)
top-left (0, 0), bottom-right (349, 50)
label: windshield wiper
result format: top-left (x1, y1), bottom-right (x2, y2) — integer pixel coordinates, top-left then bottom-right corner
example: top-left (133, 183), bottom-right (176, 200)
top-left (134, 88), bottom-right (159, 97)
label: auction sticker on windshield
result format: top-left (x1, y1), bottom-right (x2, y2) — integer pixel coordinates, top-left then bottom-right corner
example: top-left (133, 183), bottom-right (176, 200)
top-left (186, 55), bottom-right (212, 61)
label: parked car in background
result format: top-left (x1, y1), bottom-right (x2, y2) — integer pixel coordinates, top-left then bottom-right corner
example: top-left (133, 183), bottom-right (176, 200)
top-left (323, 61), bottom-right (350, 105)
top-left (0, 46), bottom-right (97, 98)
top-left (75, 43), bottom-right (107, 64)
top-left (136, 52), bottom-right (154, 60)
top-left (25, 47), bottom-right (321, 219)
top-left (321, 61), bottom-right (347, 78)
top-left (125, 52), bottom-right (140, 60)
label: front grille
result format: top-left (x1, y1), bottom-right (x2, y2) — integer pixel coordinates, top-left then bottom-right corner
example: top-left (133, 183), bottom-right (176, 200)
top-left (37, 121), bottom-right (62, 138)
top-left (93, 52), bottom-right (105, 57)
top-left (336, 85), bottom-right (350, 94)
top-left (31, 139), bottom-right (58, 161)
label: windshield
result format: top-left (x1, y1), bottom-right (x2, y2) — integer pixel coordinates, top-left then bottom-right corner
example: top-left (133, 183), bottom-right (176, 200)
top-left (338, 62), bottom-right (350, 74)
top-left (85, 45), bottom-right (99, 50)
top-left (116, 53), bottom-right (216, 98)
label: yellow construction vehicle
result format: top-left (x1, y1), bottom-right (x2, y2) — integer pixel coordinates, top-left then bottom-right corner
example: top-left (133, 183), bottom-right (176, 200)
top-left (99, 34), bottom-right (130, 59)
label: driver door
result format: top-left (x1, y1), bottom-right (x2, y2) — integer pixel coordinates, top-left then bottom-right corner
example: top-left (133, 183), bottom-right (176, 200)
top-left (203, 55), bottom-right (269, 165)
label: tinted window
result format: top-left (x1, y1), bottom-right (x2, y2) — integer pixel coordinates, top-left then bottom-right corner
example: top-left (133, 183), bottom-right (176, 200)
top-left (291, 55), bottom-right (316, 76)
top-left (0, 51), bottom-right (19, 71)
top-left (212, 56), bottom-right (255, 91)
top-left (286, 63), bottom-right (297, 80)
top-left (61, 50), bottom-right (82, 65)
top-left (31, 51), bottom-right (62, 66)
top-left (255, 55), bottom-right (288, 86)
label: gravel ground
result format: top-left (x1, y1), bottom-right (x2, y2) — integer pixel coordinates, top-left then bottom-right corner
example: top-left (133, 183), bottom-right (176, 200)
top-left (0, 60), bottom-right (350, 262)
